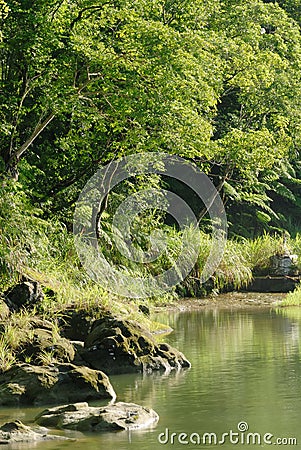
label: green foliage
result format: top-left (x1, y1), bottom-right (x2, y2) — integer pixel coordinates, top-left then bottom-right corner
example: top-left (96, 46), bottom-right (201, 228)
top-left (282, 287), bottom-right (301, 306)
top-left (0, 339), bottom-right (16, 372)
top-left (0, 0), bottom-right (300, 232)
top-left (0, 179), bottom-right (49, 288)
top-left (238, 233), bottom-right (285, 275)
top-left (1, 0), bottom-right (301, 306)
top-left (0, 0), bottom-right (9, 42)
top-left (213, 239), bottom-right (252, 290)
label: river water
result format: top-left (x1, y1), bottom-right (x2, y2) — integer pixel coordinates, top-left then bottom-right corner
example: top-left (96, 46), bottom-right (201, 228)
top-left (2, 294), bottom-right (301, 449)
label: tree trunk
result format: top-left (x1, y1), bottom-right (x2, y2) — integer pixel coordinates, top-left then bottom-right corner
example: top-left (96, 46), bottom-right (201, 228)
top-left (5, 113), bottom-right (55, 178)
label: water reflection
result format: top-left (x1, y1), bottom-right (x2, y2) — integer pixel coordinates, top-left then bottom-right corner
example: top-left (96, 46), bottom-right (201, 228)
top-left (153, 305), bottom-right (301, 444)
top-left (156, 306), bottom-right (301, 363)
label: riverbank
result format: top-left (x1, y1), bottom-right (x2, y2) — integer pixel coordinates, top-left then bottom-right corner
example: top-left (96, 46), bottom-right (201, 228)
top-left (0, 284), bottom-right (296, 445)
top-left (154, 291), bottom-right (287, 312)
top-left (1, 304), bottom-right (301, 450)
top-left (0, 282), bottom-right (191, 443)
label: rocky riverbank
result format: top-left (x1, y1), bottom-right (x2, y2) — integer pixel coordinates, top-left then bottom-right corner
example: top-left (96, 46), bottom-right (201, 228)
top-left (0, 279), bottom-right (291, 444)
top-left (0, 280), bottom-right (191, 443)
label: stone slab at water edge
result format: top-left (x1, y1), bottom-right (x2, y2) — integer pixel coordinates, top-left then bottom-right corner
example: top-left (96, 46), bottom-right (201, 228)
top-left (0, 363), bottom-right (116, 406)
top-left (35, 401), bottom-right (159, 431)
top-left (0, 420), bottom-right (73, 445)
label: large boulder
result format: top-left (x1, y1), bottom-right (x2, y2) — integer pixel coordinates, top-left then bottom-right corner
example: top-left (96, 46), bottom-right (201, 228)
top-left (35, 401), bottom-right (159, 431)
top-left (0, 363), bottom-right (116, 406)
top-left (80, 317), bottom-right (191, 374)
top-left (0, 420), bottom-right (73, 444)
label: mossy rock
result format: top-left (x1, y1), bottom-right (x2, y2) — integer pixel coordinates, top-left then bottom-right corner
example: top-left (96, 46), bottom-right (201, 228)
top-left (0, 316), bottom-right (75, 365)
top-left (20, 326), bottom-right (75, 364)
top-left (80, 317), bottom-right (190, 374)
top-left (0, 363), bottom-right (116, 406)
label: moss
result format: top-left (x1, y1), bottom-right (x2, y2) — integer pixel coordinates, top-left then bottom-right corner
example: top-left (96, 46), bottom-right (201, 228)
top-left (71, 366), bottom-right (100, 391)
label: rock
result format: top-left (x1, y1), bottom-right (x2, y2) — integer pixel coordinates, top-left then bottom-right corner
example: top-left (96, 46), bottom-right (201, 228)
top-left (245, 276), bottom-right (299, 293)
top-left (20, 323), bottom-right (75, 364)
top-left (35, 401), bottom-right (159, 431)
top-left (80, 317), bottom-right (191, 374)
top-left (0, 363), bottom-right (116, 406)
top-left (60, 309), bottom-right (113, 341)
top-left (61, 310), bottom-right (95, 341)
top-left (0, 420), bottom-right (73, 444)
top-left (0, 298), bottom-right (10, 320)
top-left (270, 255), bottom-right (299, 276)
top-left (4, 281), bottom-right (44, 311)
top-left (0, 317), bottom-right (75, 365)
top-left (70, 341), bottom-right (88, 366)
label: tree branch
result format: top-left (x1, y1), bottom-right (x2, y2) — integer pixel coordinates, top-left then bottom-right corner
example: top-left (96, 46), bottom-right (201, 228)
top-left (6, 113), bottom-right (55, 174)
top-left (197, 170), bottom-right (231, 225)
top-left (70, 4), bottom-right (110, 30)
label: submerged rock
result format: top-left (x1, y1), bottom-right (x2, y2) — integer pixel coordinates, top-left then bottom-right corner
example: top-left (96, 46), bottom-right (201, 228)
top-left (35, 401), bottom-right (159, 431)
top-left (80, 317), bottom-right (191, 374)
top-left (0, 363), bottom-right (116, 406)
top-left (0, 420), bottom-right (72, 444)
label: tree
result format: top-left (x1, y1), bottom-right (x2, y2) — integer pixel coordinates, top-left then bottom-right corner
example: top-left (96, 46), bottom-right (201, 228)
top-left (1, 0), bottom-right (301, 235)
top-left (206, 1), bottom-right (301, 233)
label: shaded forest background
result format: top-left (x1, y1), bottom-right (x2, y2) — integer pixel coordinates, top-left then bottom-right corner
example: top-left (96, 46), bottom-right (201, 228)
top-left (1, 0), bottom-right (301, 298)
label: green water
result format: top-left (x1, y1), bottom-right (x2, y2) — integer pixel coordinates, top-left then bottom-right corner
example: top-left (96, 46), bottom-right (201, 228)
top-left (2, 298), bottom-right (301, 449)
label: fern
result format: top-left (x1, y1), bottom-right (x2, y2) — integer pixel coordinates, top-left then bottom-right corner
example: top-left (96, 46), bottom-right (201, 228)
top-left (272, 181), bottom-right (296, 202)
top-left (240, 192), bottom-right (279, 218)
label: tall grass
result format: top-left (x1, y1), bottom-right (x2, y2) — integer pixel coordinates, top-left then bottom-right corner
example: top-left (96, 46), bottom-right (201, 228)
top-left (282, 286), bottom-right (301, 306)
top-left (238, 233), bottom-right (285, 275)
top-left (213, 239), bottom-right (252, 290)
top-left (1, 179), bottom-right (301, 311)
top-left (191, 232), bottom-right (301, 294)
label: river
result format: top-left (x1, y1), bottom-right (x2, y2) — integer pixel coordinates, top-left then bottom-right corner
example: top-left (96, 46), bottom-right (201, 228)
top-left (1, 294), bottom-right (301, 449)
